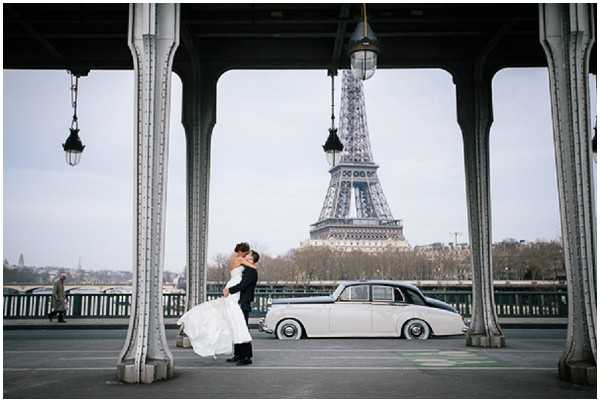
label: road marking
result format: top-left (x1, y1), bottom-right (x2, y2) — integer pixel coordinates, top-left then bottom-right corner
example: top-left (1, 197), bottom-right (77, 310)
top-left (4, 348), bottom-right (440, 354)
top-left (255, 349), bottom-right (440, 352)
top-left (4, 350), bottom-right (121, 353)
top-left (176, 366), bottom-right (556, 371)
top-left (59, 357), bottom-right (116, 360)
top-left (3, 349), bottom-right (562, 354)
top-left (59, 356), bottom-right (206, 361)
top-left (4, 366), bottom-right (557, 372)
top-left (310, 356), bottom-right (411, 360)
top-left (4, 367), bottom-right (115, 371)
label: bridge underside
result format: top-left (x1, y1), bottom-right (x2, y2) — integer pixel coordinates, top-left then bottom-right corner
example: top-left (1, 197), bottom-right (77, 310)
top-left (3, 3), bottom-right (596, 74)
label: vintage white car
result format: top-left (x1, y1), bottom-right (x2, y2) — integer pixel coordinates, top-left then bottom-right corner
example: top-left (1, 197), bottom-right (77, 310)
top-left (258, 280), bottom-right (468, 340)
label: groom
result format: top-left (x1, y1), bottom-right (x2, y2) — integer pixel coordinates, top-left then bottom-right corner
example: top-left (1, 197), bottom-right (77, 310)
top-left (223, 249), bottom-right (259, 366)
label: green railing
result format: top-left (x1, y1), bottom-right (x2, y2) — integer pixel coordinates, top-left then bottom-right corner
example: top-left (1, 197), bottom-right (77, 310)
top-left (3, 289), bottom-right (567, 320)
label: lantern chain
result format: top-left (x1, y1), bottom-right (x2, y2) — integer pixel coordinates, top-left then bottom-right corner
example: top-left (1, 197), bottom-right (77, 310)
top-left (362, 3), bottom-right (368, 37)
top-left (330, 74), bottom-right (335, 130)
top-left (70, 72), bottom-right (79, 130)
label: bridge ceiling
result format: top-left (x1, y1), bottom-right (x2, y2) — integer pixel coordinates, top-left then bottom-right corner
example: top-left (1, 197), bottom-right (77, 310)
top-left (3, 3), bottom-right (596, 74)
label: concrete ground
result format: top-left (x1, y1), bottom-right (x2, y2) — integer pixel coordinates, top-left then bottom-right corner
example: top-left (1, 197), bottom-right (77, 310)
top-left (3, 328), bottom-right (596, 399)
top-left (2, 317), bottom-right (568, 330)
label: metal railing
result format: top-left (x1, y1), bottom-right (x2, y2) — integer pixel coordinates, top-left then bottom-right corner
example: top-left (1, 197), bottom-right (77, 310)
top-left (3, 289), bottom-right (567, 320)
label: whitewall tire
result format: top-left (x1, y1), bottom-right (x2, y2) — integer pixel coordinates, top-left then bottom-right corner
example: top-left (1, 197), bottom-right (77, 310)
top-left (276, 319), bottom-right (303, 340)
top-left (403, 318), bottom-right (431, 340)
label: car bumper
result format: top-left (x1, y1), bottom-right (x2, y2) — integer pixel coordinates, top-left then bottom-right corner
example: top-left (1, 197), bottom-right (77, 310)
top-left (258, 319), bottom-right (273, 334)
top-left (462, 318), bottom-right (470, 333)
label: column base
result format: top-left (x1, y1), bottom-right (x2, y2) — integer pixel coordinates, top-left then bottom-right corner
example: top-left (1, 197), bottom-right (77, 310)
top-left (559, 360), bottom-right (596, 385)
top-left (465, 333), bottom-right (506, 348)
top-left (176, 333), bottom-right (192, 348)
top-left (117, 359), bottom-right (173, 384)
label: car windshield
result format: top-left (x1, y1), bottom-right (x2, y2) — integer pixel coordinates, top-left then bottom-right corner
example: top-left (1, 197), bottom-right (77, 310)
top-left (403, 287), bottom-right (426, 305)
top-left (331, 284), bottom-right (346, 299)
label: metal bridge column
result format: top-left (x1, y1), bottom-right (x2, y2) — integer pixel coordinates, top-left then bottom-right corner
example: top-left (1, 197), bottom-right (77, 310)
top-left (175, 63), bottom-right (218, 348)
top-left (454, 62), bottom-right (505, 348)
top-left (539, 3), bottom-right (596, 385)
top-left (116, 3), bottom-right (180, 384)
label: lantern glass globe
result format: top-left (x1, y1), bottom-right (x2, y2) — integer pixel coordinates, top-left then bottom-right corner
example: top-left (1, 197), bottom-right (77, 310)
top-left (350, 49), bottom-right (377, 81)
top-left (65, 150), bottom-right (82, 166)
top-left (325, 150), bottom-right (343, 167)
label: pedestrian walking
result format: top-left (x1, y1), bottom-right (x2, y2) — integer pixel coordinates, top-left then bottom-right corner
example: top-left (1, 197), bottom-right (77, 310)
top-left (48, 273), bottom-right (68, 323)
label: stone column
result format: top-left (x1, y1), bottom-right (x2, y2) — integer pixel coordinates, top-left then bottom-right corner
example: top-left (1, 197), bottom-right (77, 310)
top-left (539, 3), bottom-right (596, 385)
top-left (453, 63), bottom-right (505, 348)
top-left (117, 3), bottom-right (180, 384)
top-left (176, 65), bottom-right (218, 348)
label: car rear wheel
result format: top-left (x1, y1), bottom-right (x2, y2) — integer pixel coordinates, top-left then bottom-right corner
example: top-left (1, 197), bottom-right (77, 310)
top-left (403, 318), bottom-right (431, 340)
top-left (276, 319), bottom-right (303, 340)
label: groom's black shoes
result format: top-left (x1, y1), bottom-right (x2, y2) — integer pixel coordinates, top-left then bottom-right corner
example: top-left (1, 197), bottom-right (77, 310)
top-left (236, 357), bottom-right (252, 366)
top-left (226, 356), bottom-right (240, 363)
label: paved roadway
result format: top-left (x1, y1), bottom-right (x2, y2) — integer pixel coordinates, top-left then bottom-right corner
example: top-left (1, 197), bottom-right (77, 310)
top-left (3, 329), bottom-right (596, 398)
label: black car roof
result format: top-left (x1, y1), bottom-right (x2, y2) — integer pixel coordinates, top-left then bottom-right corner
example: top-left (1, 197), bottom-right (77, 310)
top-left (337, 280), bottom-right (422, 293)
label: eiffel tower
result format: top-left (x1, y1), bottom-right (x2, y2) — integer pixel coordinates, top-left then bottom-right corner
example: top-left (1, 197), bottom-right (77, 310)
top-left (308, 70), bottom-right (408, 251)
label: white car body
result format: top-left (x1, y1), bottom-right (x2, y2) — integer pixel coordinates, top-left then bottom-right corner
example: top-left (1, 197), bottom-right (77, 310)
top-left (260, 281), bottom-right (467, 339)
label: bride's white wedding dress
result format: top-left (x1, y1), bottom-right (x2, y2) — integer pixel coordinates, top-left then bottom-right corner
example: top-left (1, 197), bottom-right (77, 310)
top-left (176, 266), bottom-right (252, 357)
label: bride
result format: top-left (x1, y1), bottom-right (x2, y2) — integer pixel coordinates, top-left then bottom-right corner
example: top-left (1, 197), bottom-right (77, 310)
top-left (177, 243), bottom-right (257, 357)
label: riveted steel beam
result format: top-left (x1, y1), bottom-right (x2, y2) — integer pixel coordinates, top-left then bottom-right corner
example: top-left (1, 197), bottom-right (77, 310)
top-left (116, 3), bottom-right (180, 384)
top-left (453, 59), bottom-right (505, 349)
top-left (540, 3), bottom-right (596, 386)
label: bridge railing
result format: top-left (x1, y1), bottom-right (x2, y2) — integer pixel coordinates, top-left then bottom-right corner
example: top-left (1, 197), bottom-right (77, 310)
top-left (3, 290), bottom-right (568, 320)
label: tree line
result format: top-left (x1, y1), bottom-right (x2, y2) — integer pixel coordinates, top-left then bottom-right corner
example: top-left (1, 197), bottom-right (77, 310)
top-left (207, 240), bottom-right (565, 282)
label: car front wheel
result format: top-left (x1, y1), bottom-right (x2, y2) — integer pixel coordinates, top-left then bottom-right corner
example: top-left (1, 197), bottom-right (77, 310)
top-left (276, 319), bottom-right (303, 340)
top-left (403, 318), bottom-right (431, 340)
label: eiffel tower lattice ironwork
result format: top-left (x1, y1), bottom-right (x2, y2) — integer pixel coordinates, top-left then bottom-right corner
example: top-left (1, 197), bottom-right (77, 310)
top-left (309, 71), bottom-right (408, 249)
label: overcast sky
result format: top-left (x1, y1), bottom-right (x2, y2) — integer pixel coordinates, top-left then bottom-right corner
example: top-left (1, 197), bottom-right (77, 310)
top-left (3, 68), bottom-right (596, 271)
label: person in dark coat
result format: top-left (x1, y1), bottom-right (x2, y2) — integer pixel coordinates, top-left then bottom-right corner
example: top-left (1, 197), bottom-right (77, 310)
top-left (223, 249), bottom-right (259, 365)
top-left (48, 273), bottom-right (67, 323)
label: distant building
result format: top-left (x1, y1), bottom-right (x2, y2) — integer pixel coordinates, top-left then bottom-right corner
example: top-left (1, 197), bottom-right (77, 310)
top-left (300, 238), bottom-right (409, 253)
top-left (414, 242), bottom-right (471, 260)
top-left (18, 253), bottom-right (24, 268)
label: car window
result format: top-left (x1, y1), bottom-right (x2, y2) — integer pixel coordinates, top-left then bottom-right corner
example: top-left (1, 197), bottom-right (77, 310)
top-left (394, 288), bottom-right (405, 303)
top-left (403, 287), bottom-right (426, 306)
top-left (339, 285), bottom-right (369, 301)
top-left (372, 286), bottom-right (394, 302)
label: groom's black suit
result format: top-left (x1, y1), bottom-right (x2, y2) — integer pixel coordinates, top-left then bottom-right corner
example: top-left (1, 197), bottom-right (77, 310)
top-left (228, 266), bottom-right (257, 359)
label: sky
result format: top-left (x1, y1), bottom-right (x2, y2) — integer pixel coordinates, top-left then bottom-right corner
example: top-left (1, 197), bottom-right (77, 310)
top-left (3, 68), bottom-right (596, 272)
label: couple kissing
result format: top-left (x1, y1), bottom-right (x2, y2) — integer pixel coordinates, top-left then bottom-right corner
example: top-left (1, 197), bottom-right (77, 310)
top-left (177, 242), bottom-right (259, 366)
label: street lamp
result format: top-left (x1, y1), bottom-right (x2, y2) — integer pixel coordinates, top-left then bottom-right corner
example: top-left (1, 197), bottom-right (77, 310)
top-left (348, 3), bottom-right (380, 81)
top-left (63, 128), bottom-right (85, 166)
top-left (62, 71), bottom-right (86, 166)
top-left (322, 73), bottom-right (344, 167)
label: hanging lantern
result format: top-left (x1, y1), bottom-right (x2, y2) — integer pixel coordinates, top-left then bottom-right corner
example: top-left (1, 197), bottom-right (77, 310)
top-left (322, 73), bottom-right (344, 167)
top-left (323, 127), bottom-right (344, 167)
top-left (62, 71), bottom-right (85, 166)
top-left (348, 4), bottom-right (380, 81)
top-left (63, 128), bottom-right (85, 166)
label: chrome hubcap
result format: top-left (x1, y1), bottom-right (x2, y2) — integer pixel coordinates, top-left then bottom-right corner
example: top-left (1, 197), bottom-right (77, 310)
top-left (282, 325), bottom-right (297, 338)
top-left (410, 324), bottom-right (423, 337)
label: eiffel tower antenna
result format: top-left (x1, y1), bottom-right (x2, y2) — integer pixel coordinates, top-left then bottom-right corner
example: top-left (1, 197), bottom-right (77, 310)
top-left (306, 71), bottom-right (408, 252)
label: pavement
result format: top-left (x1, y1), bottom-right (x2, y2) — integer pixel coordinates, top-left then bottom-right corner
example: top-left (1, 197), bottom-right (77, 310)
top-left (3, 328), bottom-right (595, 398)
top-left (3, 317), bottom-right (568, 330)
